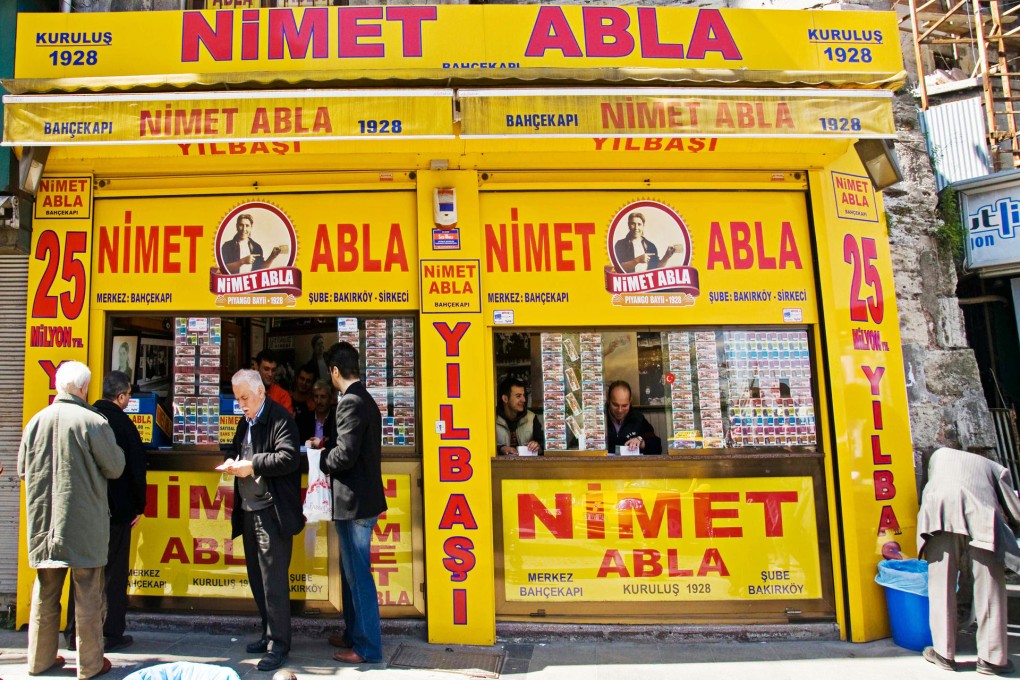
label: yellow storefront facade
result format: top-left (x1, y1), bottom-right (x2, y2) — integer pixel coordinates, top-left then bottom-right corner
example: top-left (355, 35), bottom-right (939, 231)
top-left (5, 5), bottom-right (914, 645)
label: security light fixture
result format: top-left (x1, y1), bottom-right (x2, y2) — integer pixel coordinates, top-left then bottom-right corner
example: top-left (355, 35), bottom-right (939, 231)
top-left (19, 146), bottom-right (50, 196)
top-left (854, 138), bottom-right (904, 191)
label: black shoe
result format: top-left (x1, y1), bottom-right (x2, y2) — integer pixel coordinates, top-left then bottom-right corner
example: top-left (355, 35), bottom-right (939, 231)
top-left (64, 633), bottom-right (76, 651)
top-left (978, 659), bottom-right (1016, 676)
top-left (256, 650), bottom-right (287, 672)
top-left (104, 635), bottom-right (133, 652)
top-left (923, 647), bottom-right (958, 671)
top-left (246, 638), bottom-right (269, 654)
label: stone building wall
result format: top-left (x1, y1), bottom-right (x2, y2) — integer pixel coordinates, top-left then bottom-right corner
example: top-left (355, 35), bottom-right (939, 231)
top-left (884, 94), bottom-right (996, 456)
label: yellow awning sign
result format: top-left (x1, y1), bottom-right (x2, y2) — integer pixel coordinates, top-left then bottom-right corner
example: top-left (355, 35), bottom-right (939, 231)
top-left (7, 6), bottom-right (904, 93)
top-left (4, 87), bottom-right (894, 147)
top-left (2, 89), bottom-right (455, 145)
top-left (460, 88), bottom-right (896, 139)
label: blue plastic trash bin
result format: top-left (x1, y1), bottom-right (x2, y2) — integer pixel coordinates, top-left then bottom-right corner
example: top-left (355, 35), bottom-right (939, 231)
top-left (875, 559), bottom-right (933, 652)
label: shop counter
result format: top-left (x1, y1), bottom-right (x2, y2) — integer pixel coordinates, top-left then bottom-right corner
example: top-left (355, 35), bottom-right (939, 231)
top-left (128, 450), bottom-right (424, 618)
top-left (491, 451), bottom-right (834, 624)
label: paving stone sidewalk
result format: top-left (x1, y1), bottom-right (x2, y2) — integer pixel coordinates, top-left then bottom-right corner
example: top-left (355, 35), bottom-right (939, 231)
top-left (0, 619), bottom-right (1015, 680)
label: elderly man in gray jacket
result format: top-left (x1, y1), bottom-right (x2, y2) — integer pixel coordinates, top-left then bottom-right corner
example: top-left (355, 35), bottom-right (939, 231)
top-left (18, 361), bottom-right (124, 680)
top-left (918, 447), bottom-right (1020, 676)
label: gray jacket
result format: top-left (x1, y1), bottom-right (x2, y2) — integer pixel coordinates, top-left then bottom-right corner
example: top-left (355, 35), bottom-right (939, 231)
top-left (18, 392), bottom-right (125, 568)
top-left (918, 447), bottom-right (1020, 572)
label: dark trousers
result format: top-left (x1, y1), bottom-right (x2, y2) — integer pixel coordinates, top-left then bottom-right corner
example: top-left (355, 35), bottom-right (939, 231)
top-left (243, 507), bottom-right (293, 654)
top-left (66, 521), bottom-right (131, 640)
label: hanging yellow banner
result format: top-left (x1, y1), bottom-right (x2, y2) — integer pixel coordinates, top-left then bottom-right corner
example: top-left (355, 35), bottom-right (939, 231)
top-left (501, 477), bottom-right (821, 602)
top-left (3, 90), bottom-right (454, 146)
top-left (460, 89), bottom-right (895, 139)
top-left (811, 155), bottom-right (917, 640)
top-left (8, 7), bottom-right (903, 91)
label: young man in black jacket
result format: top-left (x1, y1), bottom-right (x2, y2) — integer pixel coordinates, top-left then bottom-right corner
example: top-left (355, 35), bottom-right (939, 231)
top-left (66, 370), bottom-right (147, 653)
top-left (220, 369), bottom-right (303, 672)
top-left (321, 341), bottom-right (388, 665)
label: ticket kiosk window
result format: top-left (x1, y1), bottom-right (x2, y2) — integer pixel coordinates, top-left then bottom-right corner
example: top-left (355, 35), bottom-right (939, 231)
top-left (494, 328), bottom-right (817, 453)
top-left (106, 314), bottom-right (418, 452)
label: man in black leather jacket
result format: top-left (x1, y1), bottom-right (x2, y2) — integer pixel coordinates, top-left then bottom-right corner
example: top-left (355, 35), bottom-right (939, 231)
top-left (220, 369), bottom-right (303, 672)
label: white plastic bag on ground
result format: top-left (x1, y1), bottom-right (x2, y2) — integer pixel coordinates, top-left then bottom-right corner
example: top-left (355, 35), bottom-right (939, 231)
top-left (303, 447), bottom-right (332, 523)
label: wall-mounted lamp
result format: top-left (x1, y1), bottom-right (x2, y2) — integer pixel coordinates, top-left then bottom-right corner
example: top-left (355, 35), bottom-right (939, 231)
top-left (19, 146), bottom-right (50, 196)
top-left (853, 138), bottom-right (903, 191)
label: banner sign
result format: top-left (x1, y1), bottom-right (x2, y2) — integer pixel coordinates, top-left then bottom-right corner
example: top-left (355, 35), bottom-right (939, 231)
top-left (812, 155), bottom-right (916, 640)
top-left (501, 476), bottom-right (822, 602)
top-left (8, 7), bottom-right (903, 92)
top-left (34, 175), bottom-right (92, 219)
top-left (479, 189), bottom-right (817, 326)
top-left (417, 170), bottom-right (498, 644)
top-left (23, 176), bottom-right (94, 418)
top-left (91, 191), bottom-right (418, 311)
top-left (831, 171), bottom-right (880, 223)
top-left (460, 89), bottom-right (895, 139)
top-left (129, 471), bottom-right (414, 606)
top-left (420, 259), bottom-right (481, 314)
top-left (3, 90), bottom-right (455, 146)
top-left (960, 178), bottom-right (1020, 272)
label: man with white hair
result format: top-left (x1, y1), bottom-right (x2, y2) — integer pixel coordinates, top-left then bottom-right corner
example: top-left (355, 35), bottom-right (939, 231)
top-left (18, 360), bottom-right (124, 680)
top-left (219, 369), bottom-right (302, 672)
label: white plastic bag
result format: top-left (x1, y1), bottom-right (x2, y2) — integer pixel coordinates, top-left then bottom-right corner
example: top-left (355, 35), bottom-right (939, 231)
top-left (303, 448), bottom-right (332, 523)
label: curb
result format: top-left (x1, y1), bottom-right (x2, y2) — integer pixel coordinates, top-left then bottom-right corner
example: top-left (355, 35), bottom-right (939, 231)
top-left (125, 612), bottom-right (840, 644)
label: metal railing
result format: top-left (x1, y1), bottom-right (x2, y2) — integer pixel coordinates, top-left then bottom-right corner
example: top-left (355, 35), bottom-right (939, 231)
top-left (991, 407), bottom-right (1020, 489)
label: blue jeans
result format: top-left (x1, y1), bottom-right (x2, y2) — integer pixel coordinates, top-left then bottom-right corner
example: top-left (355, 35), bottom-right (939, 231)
top-left (335, 516), bottom-right (382, 662)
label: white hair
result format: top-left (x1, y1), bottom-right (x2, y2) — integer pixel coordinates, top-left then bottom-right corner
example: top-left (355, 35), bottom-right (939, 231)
top-left (55, 361), bottom-right (91, 394)
top-left (231, 369), bottom-right (265, 394)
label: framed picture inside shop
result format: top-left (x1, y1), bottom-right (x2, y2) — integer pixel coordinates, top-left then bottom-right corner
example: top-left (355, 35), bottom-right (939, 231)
top-left (111, 335), bottom-right (138, 385)
top-left (137, 337), bottom-right (173, 396)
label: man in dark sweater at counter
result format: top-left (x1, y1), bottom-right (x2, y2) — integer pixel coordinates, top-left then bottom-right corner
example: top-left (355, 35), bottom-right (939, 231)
top-left (66, 370), bottom-right (148, 654)
top-left (219, 369), bottom-right (303, 672)
top-left (300, 378), bottom-right (337, 450)
top-left (605, 380), bottom-right (662, 454)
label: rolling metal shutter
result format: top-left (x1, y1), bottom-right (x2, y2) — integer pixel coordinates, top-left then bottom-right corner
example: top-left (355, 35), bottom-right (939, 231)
top-left (0, 255), bottom-right (28, 604)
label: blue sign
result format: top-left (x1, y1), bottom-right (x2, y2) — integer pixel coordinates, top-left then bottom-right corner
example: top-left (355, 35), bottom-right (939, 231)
top-left (432, 227), bottom-right (461, 251)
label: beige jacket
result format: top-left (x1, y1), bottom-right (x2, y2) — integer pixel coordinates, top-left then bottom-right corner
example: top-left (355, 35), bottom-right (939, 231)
top-left (917, 447), bottom-right (1020, 570)
top-left (18, 392), bottom-right (125, 568)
